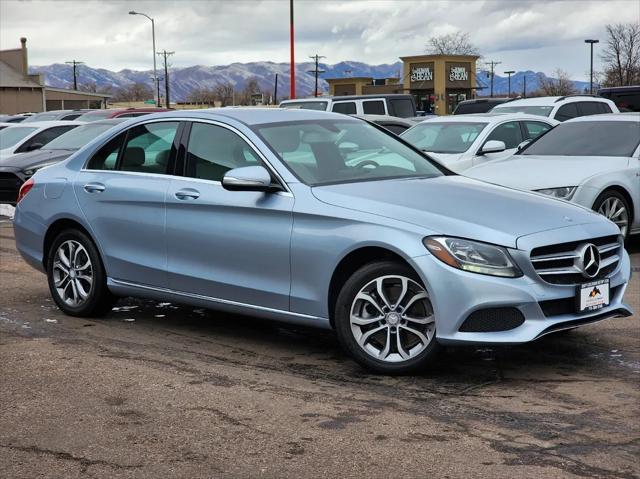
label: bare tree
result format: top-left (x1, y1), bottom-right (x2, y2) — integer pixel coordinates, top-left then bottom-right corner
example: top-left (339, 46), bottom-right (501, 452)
top-left (426, 31), bottom-right (479, 56)
top-left (535, 69), bottom-right (577, 96)
top-left (111, 82), bottom-right (153, 102)
top-left (600, 23), bottom-right (640, 86)
top-left (186, 86), bottom-right (217, 106)
top-left (214, 81), bottom-right (236, 106)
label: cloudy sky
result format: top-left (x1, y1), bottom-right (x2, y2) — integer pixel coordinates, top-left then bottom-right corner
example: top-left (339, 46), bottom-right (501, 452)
top-left (1, 0), bottom-right (637, 79)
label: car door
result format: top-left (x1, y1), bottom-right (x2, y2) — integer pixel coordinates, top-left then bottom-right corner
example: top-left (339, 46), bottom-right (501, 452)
top-left (165, 120), bottom-right (294, 311)
top-left (75, 120), bottom-right (181, 287)
top-left (472, 120), bottom-right (523, 166)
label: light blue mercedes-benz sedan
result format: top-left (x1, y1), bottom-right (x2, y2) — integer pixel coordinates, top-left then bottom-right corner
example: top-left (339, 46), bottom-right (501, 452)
top-left (13, 108), bottom-right (632, 373)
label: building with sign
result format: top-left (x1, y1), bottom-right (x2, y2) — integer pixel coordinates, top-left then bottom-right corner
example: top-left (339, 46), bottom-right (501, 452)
top-left (325, 54), bottom-right (479, 115)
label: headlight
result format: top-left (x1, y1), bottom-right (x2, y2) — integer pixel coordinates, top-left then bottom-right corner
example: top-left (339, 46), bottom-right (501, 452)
top-left (534, 186), bottom-right (576, 200)
top-left (22, 161), bottom-right (57, 178)
top-left (424, 236), bottom-right (522, 278)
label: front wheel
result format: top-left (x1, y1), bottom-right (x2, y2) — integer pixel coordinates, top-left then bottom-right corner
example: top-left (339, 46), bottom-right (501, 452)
top-left (46, 229), bottom-right (117, 317)
top-left (593, 190), bottom-right (631, 238)
top-left (334, 261), bottom-right (440, 374)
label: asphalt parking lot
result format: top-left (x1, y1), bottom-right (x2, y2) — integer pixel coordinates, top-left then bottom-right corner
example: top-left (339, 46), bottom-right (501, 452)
top-left (1, 219), bottom-right (638, 479)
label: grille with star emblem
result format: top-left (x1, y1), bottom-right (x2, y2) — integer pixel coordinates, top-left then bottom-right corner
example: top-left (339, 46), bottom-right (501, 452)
top-left (529, 235), bottom-right (622, 285)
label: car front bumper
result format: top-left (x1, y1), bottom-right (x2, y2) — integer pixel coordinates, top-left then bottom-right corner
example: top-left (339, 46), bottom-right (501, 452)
top-left (411, 245), bottom-right (632, 345)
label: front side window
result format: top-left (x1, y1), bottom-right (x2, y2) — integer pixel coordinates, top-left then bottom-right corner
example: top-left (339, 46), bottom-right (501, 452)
top-left (363, 100), bottom-right (385, 115)
top-left (522, 121), bottom-right (640, 157)
top-left (0, 126), bottom-right (37, 149)
top-left (185, 123), bottom-right (261, 182)
top-left (332, 102), bottom-right (356, 114)
top-left (255, 119), bottom-right (443, 186)
top-left (120, 122), bottom-right (179, 173)
top-left (485, 121), bottom-right (523, 149)
top-left (523, 121), bottom-right (553, 140)
top-left (401, 122), bottom-right (487, 153)
top-left (16, 125), bottom-right (78, 152)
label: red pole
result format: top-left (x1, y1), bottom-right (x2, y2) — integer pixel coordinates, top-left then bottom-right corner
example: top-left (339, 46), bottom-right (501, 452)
top-left (289, 0), bottom-right (296, 99)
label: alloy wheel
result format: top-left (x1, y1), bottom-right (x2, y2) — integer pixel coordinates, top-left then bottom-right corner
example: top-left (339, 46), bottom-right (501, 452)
top-left (598, 196), bottom-right (629, 237)
top-left (349, 275), bottom-right (435, 363)
top-left (52, 240), bottom-right (93, 307)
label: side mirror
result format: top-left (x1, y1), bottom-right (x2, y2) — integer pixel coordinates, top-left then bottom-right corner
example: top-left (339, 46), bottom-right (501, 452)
top-left (516, 139), bottom-right (531, 152)
top-left (480, 140), bottom-right (506, 155)
top-left (222, 165), bottom-right (277, 192)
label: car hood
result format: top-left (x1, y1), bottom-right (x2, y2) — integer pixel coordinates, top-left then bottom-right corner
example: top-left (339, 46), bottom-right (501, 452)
top-left (311, 175), bottom-right (602, 248)
top-left (465, 154), bottom-right (630, 190)
top-left (0, 149), bottom-right (75, 169)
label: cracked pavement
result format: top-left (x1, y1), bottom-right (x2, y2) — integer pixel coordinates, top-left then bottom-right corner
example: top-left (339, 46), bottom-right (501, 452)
top-left (1, 221), bottom-right (639, 478)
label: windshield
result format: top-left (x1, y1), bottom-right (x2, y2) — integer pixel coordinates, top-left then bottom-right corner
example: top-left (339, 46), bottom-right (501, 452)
top-left (522, 121), bottom-right (640, 157)
top-left (22, 112), bottom-right (61, 123)
top-left (44, 122), bottom-right (118, 150)
top-left (400, 122), bottom-right (487, 153)
top-left (280, 101), bottom-right (328, 111)
top-left (0, 126), bottom-right (37, 149)
top-left (254, 119), bottom-right (444, 186)
top-left (76, 110), bottom-right (114, 122)
top-left (493, 105), bottom-right (553, 117)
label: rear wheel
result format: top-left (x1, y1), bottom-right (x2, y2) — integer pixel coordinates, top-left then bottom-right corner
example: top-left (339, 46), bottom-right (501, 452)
top-left (593, 190), bottom-right (631, 238)
top-left (334, 261), bottom-right (440, 374)
top-left (46, 229), bottom-right (117, 317)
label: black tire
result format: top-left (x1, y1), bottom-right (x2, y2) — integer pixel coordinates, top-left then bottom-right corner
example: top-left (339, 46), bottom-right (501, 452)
top-left (46, 229), bottom-right (117, 317)
top-left (592, 190), bottom-right (632, 239)
top-left (334, 260), bottom-right (441, 374)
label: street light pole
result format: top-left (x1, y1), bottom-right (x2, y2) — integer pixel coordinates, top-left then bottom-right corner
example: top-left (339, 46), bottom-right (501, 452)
top-left (584, 39), bottom-right (599, 94)
top-left (504, 71), bottom-right (515, 98)
top-left (129, 10), bottom-right (160, 107)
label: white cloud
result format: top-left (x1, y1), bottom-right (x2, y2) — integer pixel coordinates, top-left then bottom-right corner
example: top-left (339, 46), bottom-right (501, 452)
top-left (0, 0), bottom-right (636, 80)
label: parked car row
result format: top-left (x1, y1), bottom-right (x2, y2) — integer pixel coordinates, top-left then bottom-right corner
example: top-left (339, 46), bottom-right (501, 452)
top-left (12, 107), bottom-right (635, 373)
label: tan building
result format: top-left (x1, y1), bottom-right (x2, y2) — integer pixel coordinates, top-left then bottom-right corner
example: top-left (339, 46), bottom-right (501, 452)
top-left (325, 54), bottom-right (479, 115)
top-left (0, 38), bottom-right (110, 115)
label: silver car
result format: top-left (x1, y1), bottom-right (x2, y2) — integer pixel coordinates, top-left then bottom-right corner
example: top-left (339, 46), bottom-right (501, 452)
top-left (14, 109), bottom-right (632, 373)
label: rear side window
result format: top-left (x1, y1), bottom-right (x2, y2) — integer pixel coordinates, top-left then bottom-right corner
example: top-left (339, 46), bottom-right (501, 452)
top-left (86, 133), bottom-right (125, 170)
top-left (578, 102), bottom-right (603, 116)
top-left (16, 125), bottom-right (78, 153)
top-left (555, 103), bottom-right (579, 121)
top-left (388, 98), bottom-right (415, 118)
top-left (363, 100), bottom-right (385, 115)
top-left (185, 123), bottom-right (261, 182)
top-left (332, 102), bottom-right (356, 114)
top-left (522, 121), bottom-right (553, 140)
top-left (120, 122), bottom-right (179, 173)
top-left (598, 103), bottom-right (612, 113)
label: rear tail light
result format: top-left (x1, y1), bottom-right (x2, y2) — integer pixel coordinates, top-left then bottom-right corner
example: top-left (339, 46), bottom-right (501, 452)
top-left (17, 178), bottom-right (34, 203)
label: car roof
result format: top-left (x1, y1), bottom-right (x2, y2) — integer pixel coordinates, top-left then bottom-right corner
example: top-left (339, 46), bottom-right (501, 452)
top-left (10, 120), bottom-right (83, 128)
top-left (416, 112), bottom-right (557, 123)
top-left (281, 94), bottom-right (411, 103)
top-left (566, 112), bottom-right (640, 123)
top-left (159, 107), bottom-right (359, 125)
top-left (494, 95), bottom-right (611, 107)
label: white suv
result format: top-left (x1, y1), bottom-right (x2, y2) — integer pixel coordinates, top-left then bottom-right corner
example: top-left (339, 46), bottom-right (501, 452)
top-left (491, 95), bottom-right (619, 122)
top-left (279, 94), bottom-right (417, 118)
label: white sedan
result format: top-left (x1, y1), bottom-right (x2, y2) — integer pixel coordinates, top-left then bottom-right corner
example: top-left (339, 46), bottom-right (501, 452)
top-left (0, 121), bottom-right (80, 161)
top-left (466, 113), bottom-right (640, 237)
top-left (400, 113), bottom-right (558, 172)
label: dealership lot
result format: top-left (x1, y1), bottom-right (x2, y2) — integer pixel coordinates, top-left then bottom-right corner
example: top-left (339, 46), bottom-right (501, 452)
top-left (0, 221), bottom-right (638, 478)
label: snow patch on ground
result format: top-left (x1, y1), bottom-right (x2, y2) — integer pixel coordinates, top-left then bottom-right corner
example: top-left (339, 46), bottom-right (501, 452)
top-left (0, 204), bottom-right (15, 219)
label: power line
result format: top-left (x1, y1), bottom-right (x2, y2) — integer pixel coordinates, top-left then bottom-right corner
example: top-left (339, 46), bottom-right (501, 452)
top-left (65, 60), bottom-right (84, 90)
top-left (308, 54), bottom-right (326, 97)
top-left (157, 50), bottom-right (175, 108)
top-left (484, 61), bottom-right (501, 97)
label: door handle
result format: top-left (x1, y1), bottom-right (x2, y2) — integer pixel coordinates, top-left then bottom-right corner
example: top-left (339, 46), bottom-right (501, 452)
top-left (174, 189), bottom-right (200, 200)
top-left (83, 183), bottom-right (105, 193)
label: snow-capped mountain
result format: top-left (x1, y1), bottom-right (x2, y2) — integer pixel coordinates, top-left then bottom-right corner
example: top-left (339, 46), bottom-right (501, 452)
top-left (30, 62), bottom-right (590, 101)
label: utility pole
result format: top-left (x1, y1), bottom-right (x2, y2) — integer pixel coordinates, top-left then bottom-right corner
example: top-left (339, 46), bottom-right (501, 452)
top-left (584, 39), bottom-right (599, 94)
top-left (274, 74), bottom-right (279, 105)
top-left (289, 0), bottom-right (296, 99)
top-left (485, 61), bottom-right (501, 97)
top-left (504, 70), bottom-right (515, 98)
top-left (157, 50), bottom-right (174, 108)
top-left (523, 75), bottom-right (527, 98)
top-left (308, 54), bottom-right (326, 97)
top-left (65, 60), bottom-right (84, 90)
